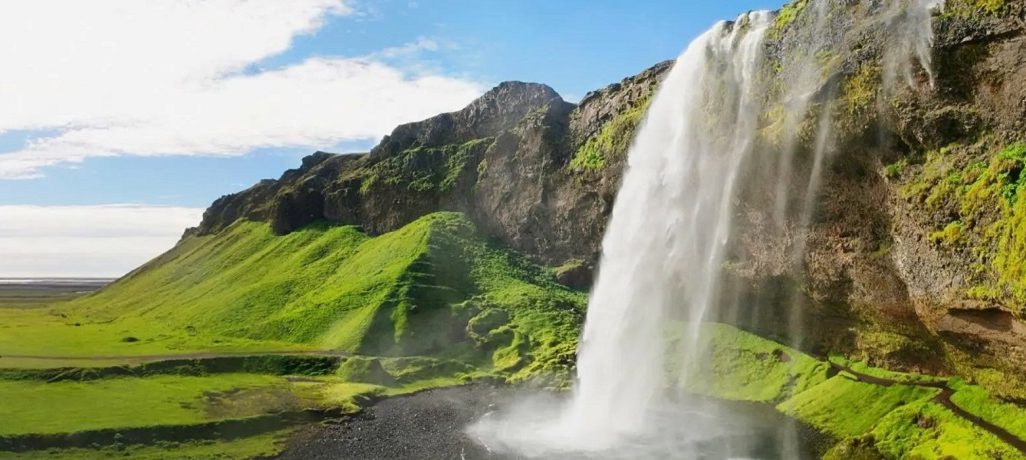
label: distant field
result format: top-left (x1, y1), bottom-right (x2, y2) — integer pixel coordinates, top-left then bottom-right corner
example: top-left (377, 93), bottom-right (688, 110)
top-left (0, 279), bottom-right (113, 306)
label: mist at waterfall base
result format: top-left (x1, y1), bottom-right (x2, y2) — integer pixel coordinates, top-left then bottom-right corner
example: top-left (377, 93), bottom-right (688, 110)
top-left (468, 2), bottom-right (940, 459)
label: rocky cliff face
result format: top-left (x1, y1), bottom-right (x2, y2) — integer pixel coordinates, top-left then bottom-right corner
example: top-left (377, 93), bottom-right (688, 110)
top-left (720, 0), bottom-right (1026, 398)
top-left (195, 63), bottom-right (670, 272)
top-left (192, 1), bottom-right (1026, 398)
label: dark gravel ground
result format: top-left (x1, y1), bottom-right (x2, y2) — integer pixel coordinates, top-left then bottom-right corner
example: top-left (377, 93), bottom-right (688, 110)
top-left (275, 384), bottom-right (513, 460)
top-left (274, 384), bottom-right (828, 460)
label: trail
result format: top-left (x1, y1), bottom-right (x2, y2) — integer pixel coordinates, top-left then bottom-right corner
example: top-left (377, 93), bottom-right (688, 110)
top-left (829, 363), bottom-right (1026, 454)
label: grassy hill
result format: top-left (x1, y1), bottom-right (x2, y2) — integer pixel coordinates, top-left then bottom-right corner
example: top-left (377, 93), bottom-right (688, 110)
top-left (1, 212), bottom-right (585, 381)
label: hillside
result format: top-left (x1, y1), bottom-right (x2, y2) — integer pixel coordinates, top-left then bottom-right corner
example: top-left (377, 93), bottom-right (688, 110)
top-left (3, 213), bottom-right (585, 383)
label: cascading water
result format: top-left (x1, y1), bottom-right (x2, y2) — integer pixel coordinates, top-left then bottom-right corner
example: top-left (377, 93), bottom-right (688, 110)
top-left (884, 0), bottom-right (945, 91)
top-left (471, 2), bottom-right (943, 459)
top-left (565, 9), bottom-right (773, 446)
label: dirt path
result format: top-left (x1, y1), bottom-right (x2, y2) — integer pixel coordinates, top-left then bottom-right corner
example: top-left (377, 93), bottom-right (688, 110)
top-left (829, 363), bottom-right (1026, 454)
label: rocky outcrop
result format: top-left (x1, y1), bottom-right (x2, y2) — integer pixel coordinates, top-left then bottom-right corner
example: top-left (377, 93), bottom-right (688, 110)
top-left (192, 64), bottom-right (670, 266)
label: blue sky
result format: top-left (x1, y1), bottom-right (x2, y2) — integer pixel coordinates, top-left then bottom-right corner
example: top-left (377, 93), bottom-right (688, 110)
top-left (0, 0), bottom-right (781, 276)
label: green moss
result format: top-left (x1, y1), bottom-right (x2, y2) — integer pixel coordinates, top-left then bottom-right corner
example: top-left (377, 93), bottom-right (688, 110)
top-left (854, 330), bottom-right (919, 360)
top-left (949, 379), bottom-right (1026, 440)
top-left (869, 240), bottom-right (893, 260)
top-left (333, 355), bottom-right (482, 390)
top-left (945, 0), bottom-right (1007, 18)
top-left (476, 158), bottom-right (489, 177)
top-left (901, 142), bottom-right (1026, 313)
top-left (822, 437), bottom-right (887, 460)
top-left (771, 0), bottom-right (809, 38)
top-left (998, 143), bottom-right (1026, 202)
top-left (870, 401), bottom-right (1024, 459)
top-left (815, 48), bottom-right (841, 74)
top-left (378, 356), bottom-right (477, 383)
top-left (569, 97), bottom-right (652, 171)
top-left (843, 64), bottom-right (880, 119)
top-left (690, 323), bottom-right (1026, 456)
top-left (335, 357), bottom-right (396, 385)
top-left (833, 357), bottom-right (947, 386)
top-left (359, 173), bottom-right (377, 195)
top-left (779, 376), bottom-right (939, 437)
top-left (553, 259), bottom-right (586, 278)
top-left (466, 308), bottom-right (511, 347)
top-left (360, 138), bottom-right (493, 194)
top-left (928, 221), bottom-right (964, 247)
top-left (681, 323), bottom-right (829, 403)
top-left (884, 159), bottom-right (907, 179)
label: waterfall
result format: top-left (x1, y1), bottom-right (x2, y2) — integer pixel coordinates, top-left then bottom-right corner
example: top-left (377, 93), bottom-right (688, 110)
top-left (470, 2), bottom-right (942, 458)
top-left (567, 10), bottom-right (772, 435)
top-left (883, 0), bottom-right (945, 91)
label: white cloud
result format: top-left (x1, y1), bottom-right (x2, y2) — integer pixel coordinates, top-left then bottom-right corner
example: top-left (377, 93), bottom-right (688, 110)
top-left (0, 0), bottom-right (486, 179)
top-left (0, 205), bottom-right (204, 278)
top-left (369, 37), bottom-right (441, 59)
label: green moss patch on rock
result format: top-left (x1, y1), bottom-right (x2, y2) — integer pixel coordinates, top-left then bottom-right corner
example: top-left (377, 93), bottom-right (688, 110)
top-left (682, 322), bottom-right (830, 403)
top-left (569, 96), bottom-right (652, 172)
top-left (771, 0), bottom-right (810, 39)
top-left (868, 400), bottom-right (1024, 459)
top-left (945, 0), bottom-right (1008, 18)
top-left (901, 141), bottom-right (1026, 313)
top-left (780, 376), bottom-right (939, 438)
top-left (360, 138), bottom-right (494, 195)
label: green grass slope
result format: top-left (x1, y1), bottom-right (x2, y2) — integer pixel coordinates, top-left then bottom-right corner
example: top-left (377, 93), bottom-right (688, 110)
top-left (694, 323), bottom-right (1026, 459)
top-left (4, 212), bottom-right (584, 382)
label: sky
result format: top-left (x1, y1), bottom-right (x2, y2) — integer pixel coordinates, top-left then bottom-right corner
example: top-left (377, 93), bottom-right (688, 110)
top-left (0, 0), bottom-right (782, 278)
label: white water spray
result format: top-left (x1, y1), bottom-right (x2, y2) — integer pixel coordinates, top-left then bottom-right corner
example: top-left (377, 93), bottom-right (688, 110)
top-left (884, 0), bottom-right (944, 90)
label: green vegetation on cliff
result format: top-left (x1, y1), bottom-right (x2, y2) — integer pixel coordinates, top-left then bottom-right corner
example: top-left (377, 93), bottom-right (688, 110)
top-left (945, 0), bottom-right (1008, 18)
top-left (360, 138), bottom-right (493, 194)
top-left (901, 141), bottom-right (1026, 313)
top-left (570, 96), bottom-right (652, 171)
top-left (682, 322), bottom-right (829, 402)
top-left (828, 399), bottom-right (1024, 459)
top-left (771, 0), bottom-right (809, 38)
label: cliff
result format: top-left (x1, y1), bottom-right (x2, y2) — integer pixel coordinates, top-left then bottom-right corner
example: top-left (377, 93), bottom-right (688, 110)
top-left (193, 63), bottom-right (671, 286)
